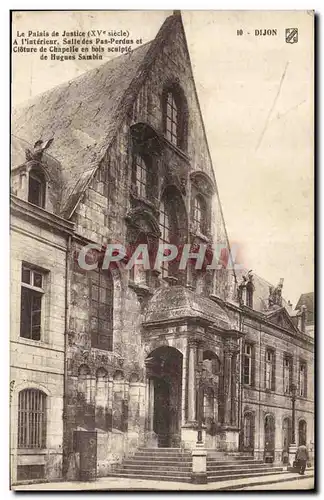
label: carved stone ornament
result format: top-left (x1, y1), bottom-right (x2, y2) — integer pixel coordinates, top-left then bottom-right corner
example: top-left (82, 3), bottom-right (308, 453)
top-left (268, 278), bottom-right (284, 308)
top-left (25, 138), bottom-right (54, 162)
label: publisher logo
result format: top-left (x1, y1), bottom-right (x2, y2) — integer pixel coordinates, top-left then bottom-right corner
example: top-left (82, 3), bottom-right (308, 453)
top-left (286, 28), bottom-right (298, 44)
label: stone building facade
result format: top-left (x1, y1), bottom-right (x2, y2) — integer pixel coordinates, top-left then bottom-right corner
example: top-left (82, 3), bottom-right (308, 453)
top-left (11, 12), bottom-right (314, 483)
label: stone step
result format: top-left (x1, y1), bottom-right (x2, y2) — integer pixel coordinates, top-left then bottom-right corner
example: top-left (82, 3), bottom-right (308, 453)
top-left (207, 466), bottom-right (283, 477)
top-left (108, 472), bottom-right (192, 483)
top-left (119, 467), bottom-right (192, 477)
top-left (108, 469), bottom-right (286, 484)
top-left (207, 463), bottom-right (276, 471)
top-left (124, 460), bottom-right (192, 468)
top-left (207, 459), bottom-right (264, 466)
top-left (133, 453), bottom-right (192, 460)
top-left (137, 447), bottom-right (186, 453)
top-left (118, 464), bottom-right (280, 475)
top-left (207, 470), bottom-right (286, 482)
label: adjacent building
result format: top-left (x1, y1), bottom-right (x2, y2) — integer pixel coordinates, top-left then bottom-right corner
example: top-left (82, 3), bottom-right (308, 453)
top-left (10, 11), bottom-right (314, 484)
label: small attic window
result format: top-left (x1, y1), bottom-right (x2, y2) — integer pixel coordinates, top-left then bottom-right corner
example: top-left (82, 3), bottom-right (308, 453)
top-left (28, 168), bottom-right (46, 208)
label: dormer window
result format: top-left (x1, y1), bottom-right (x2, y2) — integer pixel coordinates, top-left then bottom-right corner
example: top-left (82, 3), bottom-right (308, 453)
top-left (28, 168), bottom-right (46, 208)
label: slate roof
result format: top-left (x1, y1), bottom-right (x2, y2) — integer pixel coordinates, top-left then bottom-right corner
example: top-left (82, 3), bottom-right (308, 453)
top-left (12, 39), bottom-right (155, 216)
top-left (11, 12), bottom-right (188, 219)
top-left (144, 285), bottom-right (231, 330)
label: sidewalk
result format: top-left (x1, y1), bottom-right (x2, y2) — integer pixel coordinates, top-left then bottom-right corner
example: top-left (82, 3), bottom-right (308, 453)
top-left (13, 469), bottom-right (314, 491)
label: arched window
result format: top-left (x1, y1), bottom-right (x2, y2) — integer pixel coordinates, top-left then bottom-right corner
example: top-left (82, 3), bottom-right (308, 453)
top-left (28, 168), bottom-right (46, 208)
top-left (90, 268), bottom-right (113, 351)
top-left (133, 154), bottom-right (148, 199)
top-left (18, 389), bottom-right (46, 449)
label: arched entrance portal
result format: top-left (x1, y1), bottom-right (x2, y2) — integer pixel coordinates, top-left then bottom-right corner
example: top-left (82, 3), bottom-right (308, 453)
top-left (145, 347), bottom-right (183, 448)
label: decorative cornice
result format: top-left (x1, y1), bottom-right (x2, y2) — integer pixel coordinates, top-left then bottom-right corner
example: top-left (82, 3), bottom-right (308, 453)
top-left (10, 195), bottom-right (75, 236)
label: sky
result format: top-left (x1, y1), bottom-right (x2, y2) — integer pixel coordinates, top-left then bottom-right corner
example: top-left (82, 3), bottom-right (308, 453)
top-left (11, 10), bottom-right (314, 307)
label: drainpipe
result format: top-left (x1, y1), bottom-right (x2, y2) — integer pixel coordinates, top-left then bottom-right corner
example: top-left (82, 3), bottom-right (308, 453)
top-left (63, 234), bottom-right (72, 477)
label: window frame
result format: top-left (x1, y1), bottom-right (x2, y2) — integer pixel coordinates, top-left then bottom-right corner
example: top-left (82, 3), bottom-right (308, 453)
top-left (20, 265), bottom-right (45, 341)
top-left (133, 154), bottom-right (148, 199)
top-left (28, 169), bottom-right (46, 208)
top-left (165, 92), bottom-right (178, 146)
top-left (192, 195), bottom-right (206, 234)
top-left (283, 355), bottom-right (293, 394)
top-left (90, 268), bottom-right (113, 351)
top-left (17, 389), bottom-right (47, 449)
top-left (299, 361), bottom-right (307, 397)
top-left (243, 343), bottom-right (253, 386)
top-left (265, 348), bottom-right (276, 391)
top-left (162, 84), bottom-right (188, 151)
top-left (159, 199), bottom-right (171, 278)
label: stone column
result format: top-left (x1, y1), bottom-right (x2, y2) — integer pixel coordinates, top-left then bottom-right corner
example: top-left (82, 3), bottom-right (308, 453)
top-left (148, 378), bottom-right (154, 431)
top-left (230, 352), bottom-right (238, 426)
top-left (223, 349), bottom-right (232, 425)
top-left (187, 340), bottom-right (197, 422)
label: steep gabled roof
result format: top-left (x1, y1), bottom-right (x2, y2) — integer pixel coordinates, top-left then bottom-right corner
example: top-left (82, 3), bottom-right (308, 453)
top-left (12, 40), bottom-right (153, 216)
top-left (11, 12), bottom-right (189, 218)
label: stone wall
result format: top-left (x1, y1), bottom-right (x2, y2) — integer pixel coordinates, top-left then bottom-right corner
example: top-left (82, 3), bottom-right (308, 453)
top-left (10, 212), bottom-right (67, 483)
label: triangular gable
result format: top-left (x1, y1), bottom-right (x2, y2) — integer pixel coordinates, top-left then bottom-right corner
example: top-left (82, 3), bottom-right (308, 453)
top-left (265, 307), bottom-right (299, 333)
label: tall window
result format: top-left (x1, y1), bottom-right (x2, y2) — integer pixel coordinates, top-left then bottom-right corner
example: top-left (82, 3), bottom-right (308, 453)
top-left (243, 344), bottom-right (253, 386)
top-left (159, 200), bottom-right (170, 278)
top-left (28, 169), bottom-right (46, 208)
top-left (299, 362), bottom-right (307, 397)
top-left (246, 284), bottom-right (254, 308)
top-left (90, 269), bottom-right (113, 351)
top-left (20, 266), bottom-right (44, 341)
top-left (18, 389), bottom-right (46, 449)
top-left (193, 195), bottom-right (206, 233)
top-left (283, 356), bottom-right (292, 394)
top-left (265, 349), bottom-right (275, 391)
top-left (165, 92), bottom-right (178, 146)
top-left (134, 154), bottom-right (147, 198)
